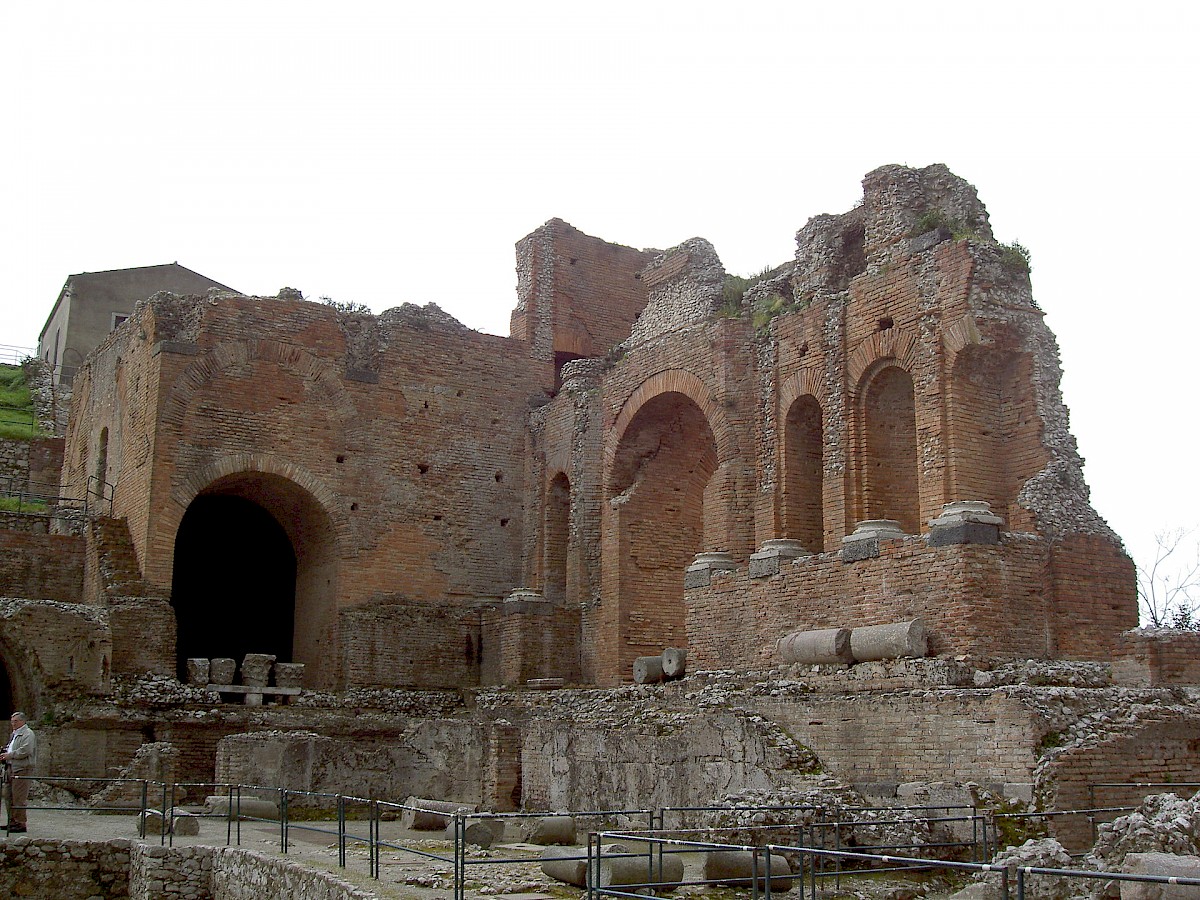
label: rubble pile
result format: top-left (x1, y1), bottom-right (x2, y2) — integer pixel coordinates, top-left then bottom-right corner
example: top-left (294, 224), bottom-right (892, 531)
top-left (1088, 792), bottom-right (1200, 869)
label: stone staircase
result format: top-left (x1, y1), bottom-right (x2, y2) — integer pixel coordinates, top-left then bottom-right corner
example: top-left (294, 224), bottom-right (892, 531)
top-left (88, 515), bottom-right (150, 601)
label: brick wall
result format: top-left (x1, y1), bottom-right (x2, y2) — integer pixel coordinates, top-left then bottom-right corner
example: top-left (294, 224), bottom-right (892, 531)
top-left (487, 597), bottom-right (580, 685)
top-left (1047, 716), bottom-right (1200, 850)
top-left (683, 535), bottom-right (1122, 669)
top-left (0, 531), bottom-right (84, 602)
top-left (108, 598), bottom-right (175, 675)
top-left (0, 599), bottom-right (109, 713)
top-left (511, 218), bottom-right (653, 363)
top-left (756, 689), bottom-right (1041, 790)
top-left (1112, 630), bottom-right (1200, 686)
top-left (340, 598), bottom-right (482, 689)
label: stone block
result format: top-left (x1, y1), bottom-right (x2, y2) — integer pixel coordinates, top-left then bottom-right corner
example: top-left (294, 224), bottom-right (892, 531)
top-left (240, 653), bottom-right (275, 688)
top-left (273, 662), bottom-right (305, 689)
top-left (185, 658), bottom-right (210, 685)
top-left (633, 656), bottom-right (664, 684)
top-left (685, 551), bottom-right (736, 589)
top-left (929, 522), bottom-right (1000, 546)
top-left (526, 815), bottom-right (577, 845)
top-left (1121, 852), bottom-right (1200, 900)
top-left (661, 647), bottom-right (687, 679)
top-left (841, 538), bottom-right (879, 562)
top-left (210, 658), bottom-right (236, 684)
top-left (749, 539), bottom-right (809, 578)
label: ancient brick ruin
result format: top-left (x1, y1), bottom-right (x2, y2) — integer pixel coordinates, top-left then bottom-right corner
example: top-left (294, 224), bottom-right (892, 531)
top-left (1, 164), bottom-right (1195, 854)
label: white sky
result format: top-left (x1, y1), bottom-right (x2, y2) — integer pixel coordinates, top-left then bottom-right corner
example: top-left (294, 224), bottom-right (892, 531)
top-left (1, 2), bottom-right (1196, 591)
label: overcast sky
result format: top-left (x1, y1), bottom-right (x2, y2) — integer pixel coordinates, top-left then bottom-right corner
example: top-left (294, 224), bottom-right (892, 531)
top-left (2, 2), bottom-right (1196, 598)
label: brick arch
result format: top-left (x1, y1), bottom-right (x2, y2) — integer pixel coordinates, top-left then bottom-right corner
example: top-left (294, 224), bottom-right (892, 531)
top-left (847, 329), bottom-right (918, 393)
top-left (165, 457), bottom-right (346, 689)
top-left (606, 369), bottom-right (733, 482)
top-left (161, 339), bottom-right (360, 430)
top-left (166, 453), bottom-right (346, 545)
top-left (778, 368), bottom-right (823, 415)
top-left (853, 360), bottom-right (920, 533)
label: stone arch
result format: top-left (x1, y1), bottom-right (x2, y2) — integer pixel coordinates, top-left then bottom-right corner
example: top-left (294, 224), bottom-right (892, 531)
top-left (168, 462), bottom-right (343, 689)
top-left (855, 361), bottom-right (920, 534)
top-left (543, 472), bottom-right (571, 606)
top-left (602, 378), bottom-right (723, 683)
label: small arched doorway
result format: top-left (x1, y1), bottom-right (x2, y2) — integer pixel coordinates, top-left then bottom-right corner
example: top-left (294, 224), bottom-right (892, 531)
top-left (783, 394), bottom-right (824, 553)
top-left (543, 473), bottom-right (571, 606)
top-left (860, 364), bottom-right (920, 533)
top-left (171, 471), bottom-right (339, 687)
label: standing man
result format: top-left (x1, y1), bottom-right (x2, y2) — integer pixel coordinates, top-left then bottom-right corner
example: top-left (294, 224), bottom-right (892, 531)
top-left (2, 712), bottom-right (36, 833)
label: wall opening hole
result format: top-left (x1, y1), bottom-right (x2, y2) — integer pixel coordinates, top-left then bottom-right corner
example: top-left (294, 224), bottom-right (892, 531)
top-left (336, 455), bottom-right (345, 464)
top-left (500, 518), bottom-right (509, 527)
top-left (417, 463), bottom-right (429, 474)
top-left (350, 503), bottom-right (358, 511)
top-left (494, 471), bottom-right (503, 482)
top-left (456, 390), bottom-right (463, 397)
top-left (877, 316), bottom-right (894, 331)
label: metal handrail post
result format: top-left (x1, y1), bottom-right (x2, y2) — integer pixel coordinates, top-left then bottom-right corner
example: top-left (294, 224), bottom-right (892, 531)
top-left (161, 782), bottom-right (169, 846)
top-left (338, 795), bottom-right (346, 868)
top-left (370, 800), bottom-right (379, 880)
top-left (225, 784), bottom-right (234, 846)
top-left (751, 847), bottom-right (761, 900)
top-left (453, 813), bottom-right (465, 900)
top-left (1016, 866), bottom-right (1025, 900)
top-left (236, 784), bottom-right (242, 846)
top-left (139, 780), bottom-right (148, 839)
top-left (280, 789), bottom-right (288, 854)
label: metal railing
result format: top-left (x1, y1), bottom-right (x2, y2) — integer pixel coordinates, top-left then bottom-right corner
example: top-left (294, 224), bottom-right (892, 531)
top-left (0, 345), bottom-right (34, 366)
top-left (8, 777), bottom-right (1198, 899)
top-left (0, 474), bottom-right (113, 520)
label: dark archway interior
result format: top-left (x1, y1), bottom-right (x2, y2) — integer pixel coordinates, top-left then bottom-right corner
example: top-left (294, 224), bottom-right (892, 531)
top-left (171, 495), bottom-right (297, 680)
top-left (0, 658), bottom-right (13, 721)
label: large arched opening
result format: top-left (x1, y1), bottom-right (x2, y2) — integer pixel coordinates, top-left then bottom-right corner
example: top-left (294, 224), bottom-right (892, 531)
top-left (860, 364), bottom-right (920, 533)
top-left (603, 391), bottom-right (718, 681)
top-left (171, 472), bottom-right (339, 688)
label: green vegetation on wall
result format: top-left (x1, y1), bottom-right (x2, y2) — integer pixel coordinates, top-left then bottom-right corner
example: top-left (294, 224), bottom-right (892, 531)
top-left (0, 364), bottom-right (45, 441)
